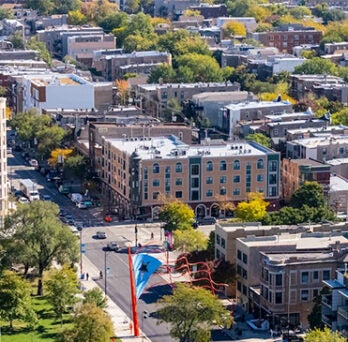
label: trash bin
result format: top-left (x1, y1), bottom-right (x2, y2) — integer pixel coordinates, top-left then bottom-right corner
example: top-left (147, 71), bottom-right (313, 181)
top-left (80, 273), bottom-right (85, 280)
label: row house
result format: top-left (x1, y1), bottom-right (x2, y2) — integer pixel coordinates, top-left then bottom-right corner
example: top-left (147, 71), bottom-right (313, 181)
top-left (322, 267), bottom-right (348, 338)
top-left (134, 81), bottom-right (240, 118)
top-left (236, 233), bottom-right (348, 329)
top-left (100, 135), bottom-right (280, 220)
top-left (282, 158), bottom-right (331, 202)
top-left (290, 74), bottom-right (348, 103)
top-left (251, 24), bottom-right (322, 54)
top-left (94, 51), bottom-right (171, 82)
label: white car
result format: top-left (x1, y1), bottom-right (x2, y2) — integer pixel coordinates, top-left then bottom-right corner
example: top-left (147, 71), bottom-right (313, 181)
top-left (18, 197), bottom-right (29, 204)
top-left (76, 201), bottom-right (87, 209)
top-left (29, 159), bottom-right (39, 167)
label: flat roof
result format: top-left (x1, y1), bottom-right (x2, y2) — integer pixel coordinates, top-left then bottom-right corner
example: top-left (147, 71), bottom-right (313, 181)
top-left (24, 73), bottom-right (89, 86)
top-left (329, 175), bottom-right (348, 192)
top-left (287, 158), bottom-right (326, 167)
top-left (224, 100), bottom-right (292, 111)
top-left (264, 251), bottom-right (337, 263)
top-left (106, 136), bottom-right (266, 160)
top-left (138, 81), bottom-right (235, 91)
top-left (327, 157), bottom-right (348, 166)
top-left (292, 136), bottom-right (348, 148)
top-left (192, 91), bottom-right (256, 102)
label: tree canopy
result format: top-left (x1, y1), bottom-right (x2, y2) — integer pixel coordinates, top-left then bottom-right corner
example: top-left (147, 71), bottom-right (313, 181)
top-left (156, 283), bottom-right (232, 342)
top-left (235, 192), bottom-right (269, 222)
top-left (246, 133), bottom-right (271, 148)
top-left (2, 201), bottom-right (79, 295)
top-left (294, 57), bottom-right (338, 76)
top-left (174, 228), bottom-right (208, 252)
top-left (290, 181), bottom-right (325, 209)
top-left (304, 327), bottom-right (345, 342)
top-left (159, 200), bottom-right (195, 232)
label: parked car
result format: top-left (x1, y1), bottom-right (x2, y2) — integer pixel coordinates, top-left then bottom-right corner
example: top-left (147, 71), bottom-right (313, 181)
top-left (41, 194), bottom-right (52, 201)
top-left (29, 159), bottom-right (39, 167)
top-left (76, 201), bottom-right (87, 209)
top-left (197, 217), bottom-right (217, 225)
top-left (107, 241), bottom-right (119, 251)
top-left (96, 231), bottom-right (107, 239)
top-left (18, 197), bottom-right (29, 204)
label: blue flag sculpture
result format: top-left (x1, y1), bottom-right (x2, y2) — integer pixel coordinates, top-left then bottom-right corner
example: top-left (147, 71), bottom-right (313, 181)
top-left (132, 253), bottom-right (162, 299)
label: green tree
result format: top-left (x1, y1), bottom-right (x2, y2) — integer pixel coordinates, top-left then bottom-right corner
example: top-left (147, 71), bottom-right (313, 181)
top-left (52, 0), bottom-right (81, 14)
top-left (226, 0), bottom-right (254, 17)
top-left (148, 64), bottom-right (176, 84)
top-left (289, 6), bottom-right (311, 19)
top-left (98, 12), bottom-right (128, 32)
top-left (37, 125), bottom-right (66, 158)
top-left (46, 265), bottom-right (79, 326)
top-left (175, 53), bottom-right (223, 82)
top-left (11, 109), bottom-right (51, 146)
top-left (331, 108), bottom-right (348, 125)
top-left (294, 57), bottom-right (337, 75)
top-left (304, 327), bottom-right (345, 342)
top-left (246, 133), bottom-right (271, 148)
top-left (235, 192), bottom-right (269, 222)
top-left (174, 228), bottom-right (208, 252)
top-left (3, 201), bottom-right (79, 295)
top-left (290, 181), bottom-right (325, 209)
top-left (27, 37), bottom-right (52, 65)
top-left (256, 23), bottom-right (273, 32)
top-left (0, 7), bottom-right (14, 19)
top-left (61, 303), bottom-right (114, 342)
top-left (64, 154), bottom-right (87, 178)
top-left (159, 200), bottom-right (195, 232)
top-left (176, 65), bottom-right (195, 83)
top-left (0, 270), bottom-right (37, 330)
top-left (25, 0), bottom-right (54, 15)
top-left (83, 288), bottom-right (107, 309)
top-left (123, 33), bottom-right (158, 52)
top-left (9, 31), bottom-right (25, 49)
top-left (156, 283), bottom-right (232, 342)
top-left (164, 98), bottom-right (182, 122)
top-left (307, 289), bottom-right (326, 330)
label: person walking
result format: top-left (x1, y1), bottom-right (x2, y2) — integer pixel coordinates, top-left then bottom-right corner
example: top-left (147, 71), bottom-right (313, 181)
top-left (86, 273), bottom-right (89, 281)
top-left (99, 270), bottom-right (103, 279)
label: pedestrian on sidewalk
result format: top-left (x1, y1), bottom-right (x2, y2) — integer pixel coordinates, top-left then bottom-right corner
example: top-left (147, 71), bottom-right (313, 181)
top-left (86, 273), bottom-right (89, 281)
top-left (151, 232), bottom-right (154, 239)
top-left (100, 270), bottom-right (103, 279)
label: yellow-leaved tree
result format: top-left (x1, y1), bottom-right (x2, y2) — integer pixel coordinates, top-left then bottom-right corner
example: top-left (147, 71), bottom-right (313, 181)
top-left (48, 148), bottom-right (73, 167)
top-left (235, 192), bottom-right (269, 222)
top-left (222, 21), bottom-right (246, 39)
top-left (115, 79), bottom-right (130, 105)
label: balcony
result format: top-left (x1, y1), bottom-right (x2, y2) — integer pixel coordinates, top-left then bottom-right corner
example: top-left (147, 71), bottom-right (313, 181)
top-left (322, 314), bottom-right (336, 327)
top-left (322, 294), bottom-right (333, 307)
top-left (338, 306), bottom-right (348, 320)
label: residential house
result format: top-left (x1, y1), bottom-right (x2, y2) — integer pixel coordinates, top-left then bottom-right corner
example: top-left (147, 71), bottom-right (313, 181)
top-left (134, 81), bottom-right (240, 118)
top-left (250, 24), bottom-right (323, 54)
top-left (328, 175), bottom-right (348, 214)
top-left (282, 158), bottom-right (331, 202)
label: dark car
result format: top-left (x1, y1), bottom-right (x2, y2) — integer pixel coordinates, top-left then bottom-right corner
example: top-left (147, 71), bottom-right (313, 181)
top-left (197, 217), bottom-right (217, 225)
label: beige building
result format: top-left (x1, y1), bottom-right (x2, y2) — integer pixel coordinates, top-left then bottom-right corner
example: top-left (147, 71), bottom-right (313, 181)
top-left (235, 233), bottom-right (348, 329)
top-left (0, 98), bottom-right (7, 226)
top-left (100, 135), bottom-right (280, 219)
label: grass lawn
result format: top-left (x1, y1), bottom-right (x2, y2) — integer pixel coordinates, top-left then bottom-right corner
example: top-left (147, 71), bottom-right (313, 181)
top-left (0, 296), bottom-right (73, 342)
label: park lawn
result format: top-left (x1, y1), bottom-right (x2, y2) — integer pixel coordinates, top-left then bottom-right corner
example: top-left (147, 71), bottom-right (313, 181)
top-left (0, 295), bottom-right (74, 342)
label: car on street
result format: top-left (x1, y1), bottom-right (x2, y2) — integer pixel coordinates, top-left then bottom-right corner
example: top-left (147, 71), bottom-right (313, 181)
top-left (41, 194), bottom-right (52, 201)
top-left (107, 241), bottom-right (119, 251)
top-left (96, 231), bottom-right (107, 239)
top-left (18, 197), bottom-right (29, 204)
top-left (197, 217), bottom-right (217, 225)
top-left (76, 201), bottom-right (87, 209)
top-left (29, 159), bottom-right (39, 167)
top-left (65, 214), bottom-right (74, 225)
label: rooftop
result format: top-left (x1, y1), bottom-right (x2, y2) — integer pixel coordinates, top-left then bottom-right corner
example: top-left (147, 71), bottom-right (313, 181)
top-left (292, 136), bottom-right (348, 148)
top-left (24, 74), bottom-right (89, 86)
top-left (106, 136), bottom-right (267, 160)
top-left (104, 50), bottom-right (169, 60)
top-left (224, 100), bottom-right (292, 111)
top-left (138, 81), bottom-right (235, 91)
top-left (329, 175), bottom-right (348, 192)
top-left (264, 251), bottom-right (338, 264)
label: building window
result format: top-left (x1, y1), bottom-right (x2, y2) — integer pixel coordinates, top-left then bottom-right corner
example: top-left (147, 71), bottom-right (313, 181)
top-left (206, 189), bottom-right (213, 197)
top-left (242, 253), bottom-right (248, 264)
top-left (257, 174), bottom-right (263, 182)
top-left (233, 188), bottom-right (240, 196)
top-left (152, 179), bottom-right (160, 187)
top-left (152, 192), bottom-right (159, 200)
top-left (275, 292), bottom-right (282, 304)
top-left (153, 163), bottom-right (160, 174)
top-left (191, 164), bottom-right (199, 175)
top-left (257, 159), bottom-right (264, 169)
top-left (269, 174), bottom-right (277, 185)
top-left (276, 274), bottom-right (282, 286)
top-left (221, 238), bottom-right (225, 248)
top-left (220, 187), bottom-right (226, 195)
top-left (191, 190), bottom-right (199, 201)
top-left (313, 289), bottom-right (319, 298)
top-left (237, 250), bottom-right (242, 260)
top-left (220, 160), bottom-right (227, 171)
top-left (220, 176), bottom-right (226, 184)
top-left (176, 163), bottom-right (182, 173)
top-left (242, 285), bottom-right (247, 296)
top-left (216, 235), bottom-right (220, 244)
top-left (313, 270), bottom-right (319, 282)
top-left (233, 160), bottom-right (240, 170)
top-left (301, 290), bottom-right (309, 302)
top-left (165, 166), bottom-right (170, 178)
top-left (242, 268), bottom-right (247, 279)
top-left (233, 175), bottom-right (240, 183)
top-left (144, 167), bottom-right (148, 180)
top-left (323, 270), bottom-right (330, 280)
top-left (269, 160), bottom-right (278, 172)
top-left (206, 177), bottom-right (213, 184)
top-left (175, 191), bottom-right (182, 198)
top-left (206, 161), bottom-right (213, 171)
top-left (301, 271), bottom-right (309, 284)
top-left (175, 178), bottom-right (182, 186)
top-left (192, 178), bottom-right (199, 187)
top-left (237, 281), bottom-right (242, 292)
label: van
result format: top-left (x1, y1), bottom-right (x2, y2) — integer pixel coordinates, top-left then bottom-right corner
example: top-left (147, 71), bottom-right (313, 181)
top-left (197, 217), bottom-right (217, 225)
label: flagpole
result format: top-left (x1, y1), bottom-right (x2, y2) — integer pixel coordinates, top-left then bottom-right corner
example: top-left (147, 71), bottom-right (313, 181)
top-left (128, 246), bottom-right (140, 337)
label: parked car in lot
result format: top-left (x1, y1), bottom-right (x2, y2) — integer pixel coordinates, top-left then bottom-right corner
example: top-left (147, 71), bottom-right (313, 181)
top-left (107, 241), bottom-right (119, 251)
top-left (41, 194), bottom-right (52, 201)
top-left (96, 231), bottom-right (107, 239)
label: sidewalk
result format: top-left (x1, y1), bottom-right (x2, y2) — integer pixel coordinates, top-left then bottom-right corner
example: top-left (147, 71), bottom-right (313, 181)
top-left (81, 255), bottom-right (150, 342)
